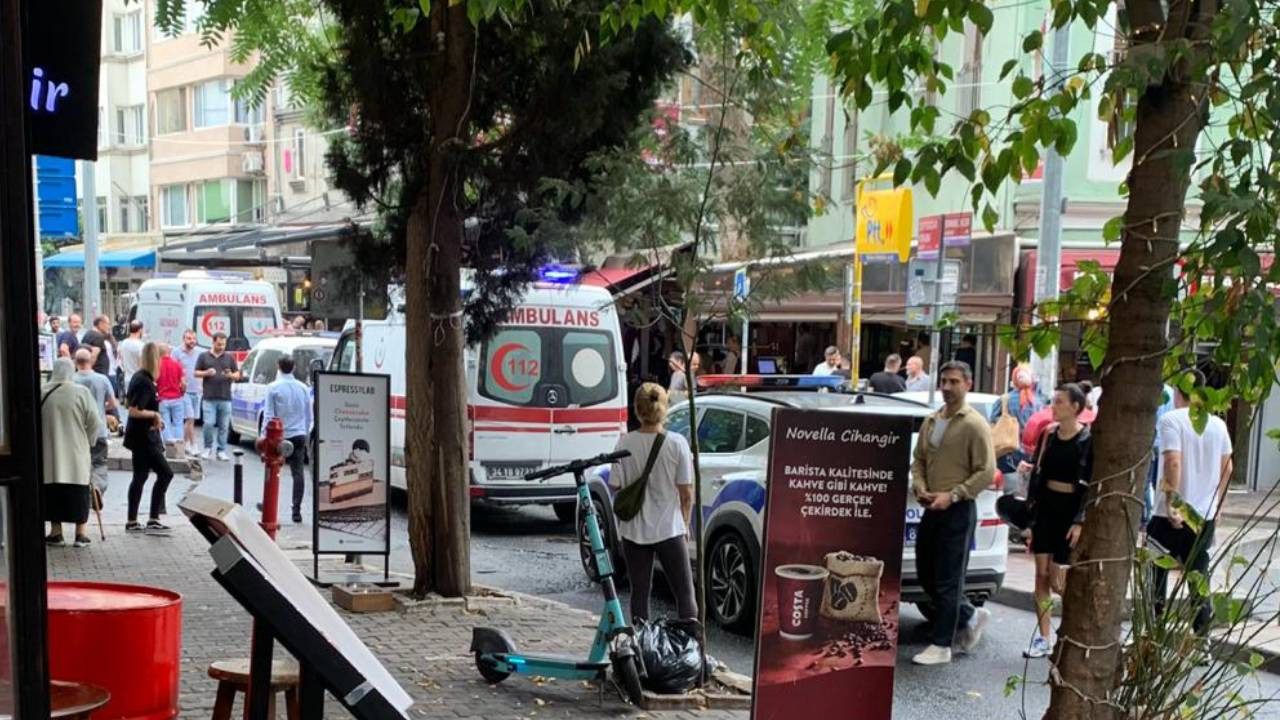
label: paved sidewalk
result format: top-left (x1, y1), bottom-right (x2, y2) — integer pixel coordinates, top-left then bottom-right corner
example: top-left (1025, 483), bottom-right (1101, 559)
top-left (47, 473), bottom-right (742, 719)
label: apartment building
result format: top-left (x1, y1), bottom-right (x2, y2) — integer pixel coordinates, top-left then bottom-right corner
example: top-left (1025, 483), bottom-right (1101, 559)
top-left (147, 2), bottom-right (267, 239)
top-left (81, 0), bottom-right (152, 240)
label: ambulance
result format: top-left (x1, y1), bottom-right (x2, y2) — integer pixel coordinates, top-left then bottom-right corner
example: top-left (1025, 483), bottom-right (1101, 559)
top-left (128, 272), bottom-right (283, 357)
top-left (332, 278), bottom-right (628, 521)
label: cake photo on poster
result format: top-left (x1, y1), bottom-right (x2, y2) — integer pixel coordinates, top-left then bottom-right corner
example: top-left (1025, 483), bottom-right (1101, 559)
top-left (317, 439), bottom-right (387, 547)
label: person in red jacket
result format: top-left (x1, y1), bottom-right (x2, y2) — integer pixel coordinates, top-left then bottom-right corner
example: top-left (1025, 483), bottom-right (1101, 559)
top-left (155, 343), bottom-right (187, 457)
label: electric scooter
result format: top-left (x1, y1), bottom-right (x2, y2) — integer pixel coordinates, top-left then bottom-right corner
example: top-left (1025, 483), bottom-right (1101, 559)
top-left (471, 449), bottom-right (646, 705)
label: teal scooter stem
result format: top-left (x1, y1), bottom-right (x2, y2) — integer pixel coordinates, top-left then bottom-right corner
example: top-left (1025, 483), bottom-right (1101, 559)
top-left (471, 449), bottom-right (645, 705)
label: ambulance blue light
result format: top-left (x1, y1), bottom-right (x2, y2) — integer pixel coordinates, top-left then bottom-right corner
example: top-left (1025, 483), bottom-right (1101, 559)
top-left (539, 266), bottom-right (579, 283)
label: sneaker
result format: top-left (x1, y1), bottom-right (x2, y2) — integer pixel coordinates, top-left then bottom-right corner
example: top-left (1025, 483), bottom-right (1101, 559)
top-left (912, 644), bottom-right (952, 665)
top-left (45, 533), bottom-right (65, 546)
top-left (957, 607), bottom-right (992, 654)
top-left (144, 520), bottom-right (172, 535)
top-left (217, 451), bottom-right (230, 462)
top-left (200, 448), bottom-right (214, 460)
top-left (1023, 634), bottom-right (1051, 659)
top-left (73, 535), bottom-right (91, 548)
top-left (125, 522), bottom-right (145, 534)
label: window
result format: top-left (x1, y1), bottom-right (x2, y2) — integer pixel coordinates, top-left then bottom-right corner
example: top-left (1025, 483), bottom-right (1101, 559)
top-left (197, 179), bottom-right (232, 224)
top-left (134, 195), bottom-right (149, 232)
top-left (193, 306), bottom-right (278, 350)
top-left (155, 88), bottom-right (186, 134)
top-left (666, 408), bottom-right (693, 441)
top-left (113, 11), bottom-right (142, 53)
top-left (116, 104), bottom-right (144, 145)
top-left (193, 80), bottom-right (230, 128)
top-left (96, 196), bottom-right (107, 235)
top-left (291, 129), bottom-right (305, 179)
top-left (235, 179), bottom-right (264, 223)
top-left (118, 201), bottom-right (130, 233)
top-left (251, 349), bottom-right (283, 384)
top-left (97, 107), bottom-right (107, 147)
top-left (956, 24), bottom-right (983, 121)
top-left (561, 331), bottom-right (616, 407)
top-left (335, 335), bottom-right (357, 372)
top-left (480, 329), bottom-right (542, 406)
top-left (234, 94), bottom-right (263, 125)
top-left (745, 415), bottom-right (770, 448)
top-left (243, 308), bottom-right (276, 348)
top-left (697, 409), bottom-right (745, 454)
top-left (292, 347), bottom-right (334, 384)
top-left (161, 184), bottom-right (189, 227)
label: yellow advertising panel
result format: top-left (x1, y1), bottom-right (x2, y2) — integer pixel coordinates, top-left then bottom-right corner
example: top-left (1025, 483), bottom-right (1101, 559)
top-left (855, 186), bottom-right (913, 262)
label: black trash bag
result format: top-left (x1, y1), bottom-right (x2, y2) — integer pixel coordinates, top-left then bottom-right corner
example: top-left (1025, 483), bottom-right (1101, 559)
top-left (634, 618), bottom-right (703, 694)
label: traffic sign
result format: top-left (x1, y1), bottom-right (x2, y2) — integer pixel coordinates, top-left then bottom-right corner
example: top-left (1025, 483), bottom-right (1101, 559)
top-left (917, 215), bottom-right (942, 260)
top-left (734, 267), bottom-right (750, 301)
top-left (906, 258), bottom-right (960, 327)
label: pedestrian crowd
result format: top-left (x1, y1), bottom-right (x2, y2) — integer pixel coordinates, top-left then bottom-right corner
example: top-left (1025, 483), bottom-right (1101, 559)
top-left (39, 317), bottom-right (316, 545)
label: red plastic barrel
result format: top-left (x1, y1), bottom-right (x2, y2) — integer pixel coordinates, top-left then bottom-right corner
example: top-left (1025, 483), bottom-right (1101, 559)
top-left (45, 582), bottom-right (182, 720)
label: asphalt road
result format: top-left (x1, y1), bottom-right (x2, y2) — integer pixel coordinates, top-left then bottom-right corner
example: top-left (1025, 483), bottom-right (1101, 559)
top-left (190, 448), bottom-right (1280, 719)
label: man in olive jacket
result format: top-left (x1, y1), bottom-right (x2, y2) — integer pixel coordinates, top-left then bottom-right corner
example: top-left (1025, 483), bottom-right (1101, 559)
top-left (910, 360), bottom-right (996, 665)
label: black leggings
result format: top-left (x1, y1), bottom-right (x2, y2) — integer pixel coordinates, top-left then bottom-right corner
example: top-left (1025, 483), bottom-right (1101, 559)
top-left (128, 441), bottom-right (174, 522)
top-left (622, 536), bottom-right (698, 622)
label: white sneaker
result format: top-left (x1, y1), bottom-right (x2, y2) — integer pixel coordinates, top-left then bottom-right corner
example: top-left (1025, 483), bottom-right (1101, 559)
top-left (217, 451), bottom-right (230, 461)
top-left (200, 448), bottom-right (213, 460)
top-left (957, 607), bottom-right (992, 654)
top-left (1023, 634), bottom-right (1051, 659)
top-left (912, 644), bottom-right (952, 665)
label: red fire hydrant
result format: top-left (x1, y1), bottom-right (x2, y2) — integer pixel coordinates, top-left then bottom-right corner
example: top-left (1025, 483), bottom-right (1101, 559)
top-left (254, 417), bottom-right (294, 540)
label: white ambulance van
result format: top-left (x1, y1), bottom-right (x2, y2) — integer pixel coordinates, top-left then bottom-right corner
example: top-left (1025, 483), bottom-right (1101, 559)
top-left (331, 280), bottom-right (628, 521)
top-left (129, 272), bottom-right (283, 358)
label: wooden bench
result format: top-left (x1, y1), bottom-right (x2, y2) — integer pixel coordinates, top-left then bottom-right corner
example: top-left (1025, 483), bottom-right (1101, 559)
top-left (207, 659), bottom-right (300, 720)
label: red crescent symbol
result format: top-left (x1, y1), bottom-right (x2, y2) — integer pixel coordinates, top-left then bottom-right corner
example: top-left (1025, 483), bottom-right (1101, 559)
top-left (490, 343), bottom-right (532, 392)
top-left (200, 312), bottom-right (223, 337)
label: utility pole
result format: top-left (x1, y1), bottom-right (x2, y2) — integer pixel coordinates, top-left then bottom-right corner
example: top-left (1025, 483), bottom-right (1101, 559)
top-left (1032, 22), bottom-right (1071, 394)
top-left (80, 160), bottom-right (101, 320)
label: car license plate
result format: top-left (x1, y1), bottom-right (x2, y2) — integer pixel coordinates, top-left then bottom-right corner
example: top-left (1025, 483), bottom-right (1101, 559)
top-left (485, 462), bottom-right (541, 482)
top-left (904, 523), bottom-right (919, 546)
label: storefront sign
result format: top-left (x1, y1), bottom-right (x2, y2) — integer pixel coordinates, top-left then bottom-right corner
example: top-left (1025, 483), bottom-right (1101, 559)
top-left (752, 409), bottom-right (911, 720)
top-left (24, 0), bottom-right (103, 160)
top-left (943, 212), bottom-right (973, 248)
top-left (855, 187), bottom-right (913, 263)
top-left (313, 372), bottom-right (391, 555)
top-left (917, 215), bottom-right (942, 260)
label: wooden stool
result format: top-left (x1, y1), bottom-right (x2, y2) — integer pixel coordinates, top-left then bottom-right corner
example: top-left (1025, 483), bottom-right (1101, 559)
top-left (207, 659), bottom-right (300, 720)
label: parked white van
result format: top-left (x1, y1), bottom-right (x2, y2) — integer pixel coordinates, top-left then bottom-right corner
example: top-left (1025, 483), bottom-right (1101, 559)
top-left (331, 281), bottom-right (628, 521)
top-left (129, 271), bottom-right (283, 358)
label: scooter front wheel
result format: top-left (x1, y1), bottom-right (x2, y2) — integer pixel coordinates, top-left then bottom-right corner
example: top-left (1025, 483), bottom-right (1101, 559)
top-left (475, 653), bottom-right (511, 684)
top-left (612, 654), bottom-right (644, 706)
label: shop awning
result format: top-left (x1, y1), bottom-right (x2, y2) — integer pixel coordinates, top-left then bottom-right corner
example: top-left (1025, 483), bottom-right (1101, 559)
top-left (44, 248), bottom-right (157, 268)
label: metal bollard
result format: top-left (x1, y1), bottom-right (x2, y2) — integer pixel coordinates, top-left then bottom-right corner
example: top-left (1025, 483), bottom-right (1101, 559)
top-left (232, 450), bottom-right (244, 505)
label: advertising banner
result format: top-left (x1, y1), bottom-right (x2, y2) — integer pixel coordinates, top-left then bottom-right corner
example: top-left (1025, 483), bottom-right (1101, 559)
top-left (855, 186), bottom-right (913, 263)
top-left (752, 408), bottom-right (911, 720)
top-left (24, 0), bottom-right (103, 160)
top-left (943, 212), bottom-right (973, 248)
top-left (313, 372), bottom-right (391, 555)
top-left (917, 214), bottom-right (942, 260)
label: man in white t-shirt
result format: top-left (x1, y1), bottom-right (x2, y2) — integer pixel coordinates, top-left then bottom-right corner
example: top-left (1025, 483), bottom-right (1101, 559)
top-left (118, 320), bottom-right (145, 389)
top-left (1148, 370), bottom-right (1233, 635)
top-left (812, 346), bottom-right (842, 376)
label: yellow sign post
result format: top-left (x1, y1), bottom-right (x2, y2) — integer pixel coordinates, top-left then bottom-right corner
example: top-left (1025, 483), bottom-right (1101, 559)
top-left (849, 182), bottom-right (913, 381)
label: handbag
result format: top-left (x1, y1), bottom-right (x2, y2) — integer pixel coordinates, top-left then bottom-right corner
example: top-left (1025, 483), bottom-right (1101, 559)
top-left (613, 433), bottom-right (666, 522)
top-left (992, 394), bottom-right (1021, 457)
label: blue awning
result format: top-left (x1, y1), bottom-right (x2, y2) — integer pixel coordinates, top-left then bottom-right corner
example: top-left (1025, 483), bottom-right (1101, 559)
top-left (44, 248), bottom-right (157, 269)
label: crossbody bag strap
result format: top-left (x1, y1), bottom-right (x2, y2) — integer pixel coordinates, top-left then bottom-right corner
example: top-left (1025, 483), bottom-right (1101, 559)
top-left (637, 432), bottom-right (666, 485)
top-left (40, 384), bottom-right (62, 407)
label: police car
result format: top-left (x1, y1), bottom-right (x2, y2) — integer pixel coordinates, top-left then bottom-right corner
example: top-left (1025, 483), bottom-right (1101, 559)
top-left (229, 332), bottom-right (337, 442)
top-left (579, 375), bottom-right (1007, 634)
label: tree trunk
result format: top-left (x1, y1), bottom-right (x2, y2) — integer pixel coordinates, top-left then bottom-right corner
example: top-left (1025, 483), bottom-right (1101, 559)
top-left (1045, 1), bottom-right (1213, 714)
top-left (406, 0), bottom-right (474, 598)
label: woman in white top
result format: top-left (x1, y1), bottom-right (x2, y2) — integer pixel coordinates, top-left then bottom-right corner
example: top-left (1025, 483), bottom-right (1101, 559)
top-left (609, 383), bottom-right (697, 622)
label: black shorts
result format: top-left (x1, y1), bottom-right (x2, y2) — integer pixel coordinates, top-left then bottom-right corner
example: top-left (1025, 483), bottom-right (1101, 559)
top-left (1030, 490), bottom-right (1081, 564)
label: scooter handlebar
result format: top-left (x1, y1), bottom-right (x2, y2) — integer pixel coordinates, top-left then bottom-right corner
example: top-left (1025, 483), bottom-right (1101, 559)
top-left (525, 450), bottom-right (632, 482)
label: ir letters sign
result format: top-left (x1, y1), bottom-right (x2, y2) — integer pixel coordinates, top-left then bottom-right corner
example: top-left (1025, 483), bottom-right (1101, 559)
top-left (24, 0), bottom-right (103, 160)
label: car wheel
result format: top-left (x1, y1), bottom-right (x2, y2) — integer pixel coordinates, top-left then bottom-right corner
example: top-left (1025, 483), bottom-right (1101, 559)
top-left (553, 501), bottom-right (576, 524)
top-left (577, 498), bottom-right (625, 584)
top-left (707, 530), bottom-right (756, 635)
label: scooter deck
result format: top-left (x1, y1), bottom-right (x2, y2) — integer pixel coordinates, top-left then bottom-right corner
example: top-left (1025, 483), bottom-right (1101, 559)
top-left (494, 652), bottom-right (610, 672)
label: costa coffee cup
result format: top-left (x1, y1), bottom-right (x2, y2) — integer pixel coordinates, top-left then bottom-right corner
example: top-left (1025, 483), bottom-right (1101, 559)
top-left (775, 564), bottom-right (829, 641)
